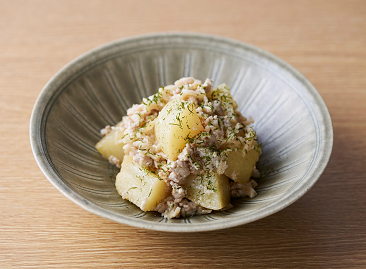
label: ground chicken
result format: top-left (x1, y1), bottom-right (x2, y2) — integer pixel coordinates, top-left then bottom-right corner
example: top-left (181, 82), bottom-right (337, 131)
top-left (100, 77), bottom-right (261, 219)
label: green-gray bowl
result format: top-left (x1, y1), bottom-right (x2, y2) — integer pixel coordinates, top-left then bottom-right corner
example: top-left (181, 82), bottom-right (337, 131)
top-left (30, 33), bottom-right (333, 232)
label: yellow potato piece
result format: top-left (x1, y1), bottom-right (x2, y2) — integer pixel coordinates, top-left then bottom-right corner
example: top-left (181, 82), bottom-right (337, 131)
top-left (224, 148), bottom-right (260, 184)
top-left (115, 155), bottom-right (169, 211)
top-left (155, 99), bottom-right (204, 161)
top-left (184, 172), bottom-right (230, 210)
top-left (95, 121), bottom-right (124, 162)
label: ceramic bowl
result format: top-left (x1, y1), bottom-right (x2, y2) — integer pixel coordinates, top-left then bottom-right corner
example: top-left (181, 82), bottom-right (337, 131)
top-left (30, 33), bottom-right (333, 232)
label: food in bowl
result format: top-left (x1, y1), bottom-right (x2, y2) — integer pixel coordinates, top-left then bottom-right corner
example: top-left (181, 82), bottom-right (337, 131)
top-left (95, 77), bottom-right (261, 218)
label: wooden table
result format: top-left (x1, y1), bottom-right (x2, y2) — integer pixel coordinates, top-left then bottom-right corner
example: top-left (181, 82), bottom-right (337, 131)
top-left (1, 0), bottom-right (365, 268)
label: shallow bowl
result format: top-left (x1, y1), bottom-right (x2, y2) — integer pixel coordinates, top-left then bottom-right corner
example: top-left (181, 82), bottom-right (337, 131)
top-left (30, 33), bottom-right (333, 232)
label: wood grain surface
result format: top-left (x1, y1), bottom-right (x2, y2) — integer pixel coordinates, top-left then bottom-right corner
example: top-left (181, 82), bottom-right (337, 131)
top-left (1, 0), bottom-right (366, 268)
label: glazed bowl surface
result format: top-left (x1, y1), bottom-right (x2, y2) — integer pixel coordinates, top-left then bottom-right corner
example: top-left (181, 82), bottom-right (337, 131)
top-left (30, 33), bottom-right (333, 232)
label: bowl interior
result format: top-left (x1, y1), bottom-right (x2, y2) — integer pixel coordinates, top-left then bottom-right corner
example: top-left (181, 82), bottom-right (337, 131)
top-left (31, 33), bottom-right (332, 231)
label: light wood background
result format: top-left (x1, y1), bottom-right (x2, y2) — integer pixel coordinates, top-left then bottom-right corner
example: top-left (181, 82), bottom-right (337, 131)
top-left (1, 0), bottom-right (366, 268)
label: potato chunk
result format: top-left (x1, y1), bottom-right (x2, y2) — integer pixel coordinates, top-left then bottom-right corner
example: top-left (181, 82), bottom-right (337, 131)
top-left (95, 122), bottom-right (124, 162)
top-left (184, 172), bottom-right (230, 210)
top-left (115, 155), bottom-right (169, 211)
top-left (224, 147), bottom-right (260, 184)
top-left (155, 99), bottom-right (204, 161)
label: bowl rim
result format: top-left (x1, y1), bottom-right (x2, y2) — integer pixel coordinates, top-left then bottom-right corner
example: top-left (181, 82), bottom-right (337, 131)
top-left (30, 32), bottom-right (333, 232)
